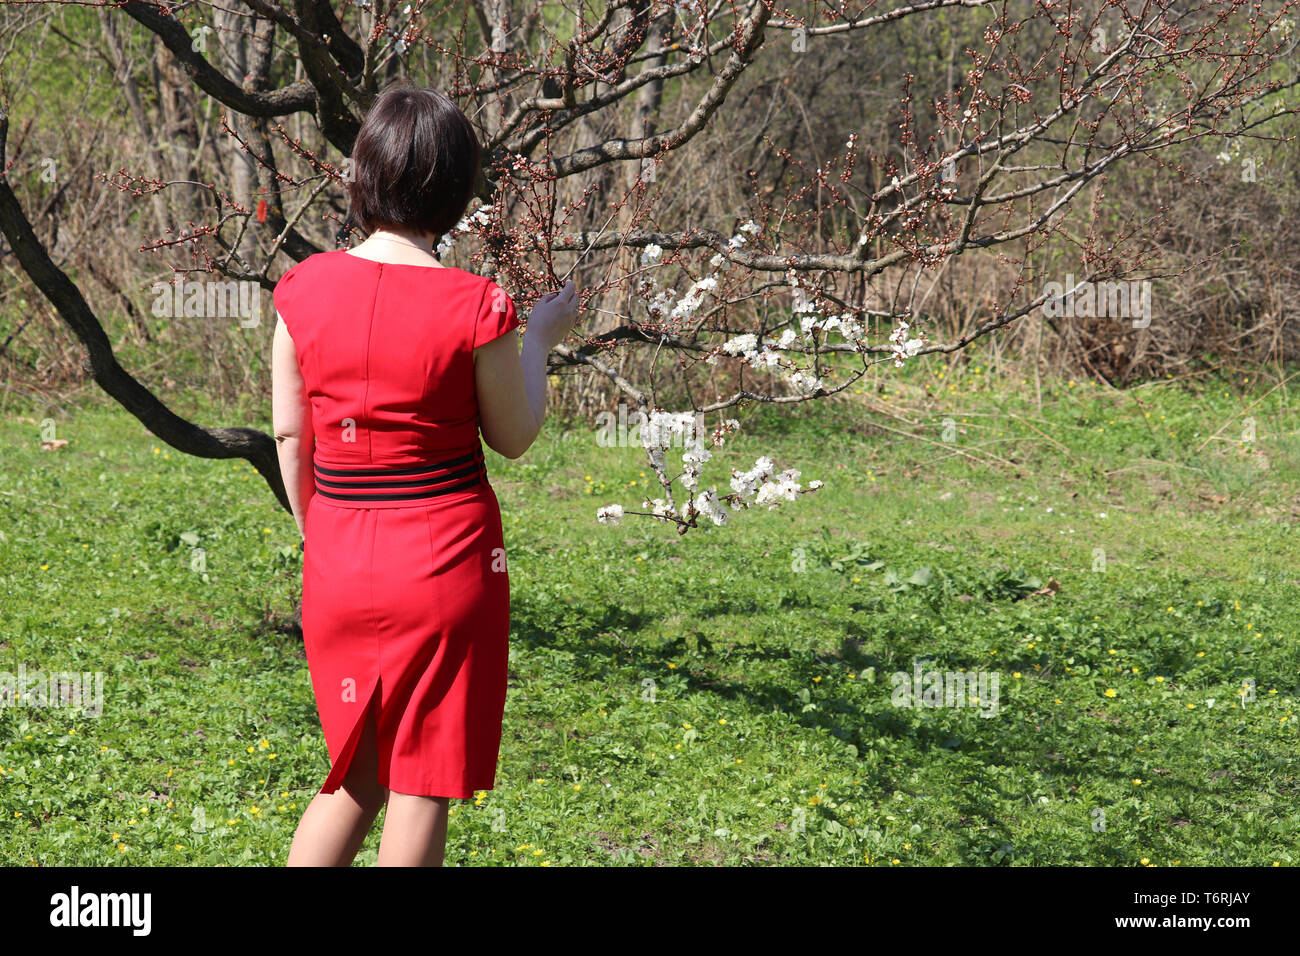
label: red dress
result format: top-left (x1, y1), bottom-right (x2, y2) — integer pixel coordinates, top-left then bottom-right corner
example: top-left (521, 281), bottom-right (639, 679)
top-left (272, 249), bottom-right (520, 799)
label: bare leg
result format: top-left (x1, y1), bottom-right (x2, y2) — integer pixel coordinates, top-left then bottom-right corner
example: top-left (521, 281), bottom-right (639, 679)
top-left (286, 705), bottom-right (387, 866)
top-left (376, 791), bottom-right (451, 866)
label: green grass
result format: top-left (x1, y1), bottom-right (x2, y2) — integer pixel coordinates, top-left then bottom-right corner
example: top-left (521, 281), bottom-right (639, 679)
top-left (1, 360), bottom-right (1298, 866)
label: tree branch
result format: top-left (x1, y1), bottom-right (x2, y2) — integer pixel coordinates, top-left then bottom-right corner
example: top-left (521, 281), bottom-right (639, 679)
top-left (0, 105), bottom-right (290, 512)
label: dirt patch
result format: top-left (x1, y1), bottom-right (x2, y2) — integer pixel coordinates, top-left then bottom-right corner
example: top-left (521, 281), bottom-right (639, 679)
top-left (588, 829), bottom-right (662, 861)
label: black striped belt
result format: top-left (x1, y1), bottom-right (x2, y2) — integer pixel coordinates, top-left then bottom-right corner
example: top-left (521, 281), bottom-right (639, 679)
top-left (313, 447), bottom-right (485, 502)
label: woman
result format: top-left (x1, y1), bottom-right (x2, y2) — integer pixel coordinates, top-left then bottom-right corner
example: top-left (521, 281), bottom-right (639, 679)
top-left (270, 84), bottom-right (579, 866)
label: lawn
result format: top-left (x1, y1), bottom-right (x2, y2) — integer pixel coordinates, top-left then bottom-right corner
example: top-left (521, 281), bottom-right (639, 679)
top-left (1, 361), bottom-right (1297, 865)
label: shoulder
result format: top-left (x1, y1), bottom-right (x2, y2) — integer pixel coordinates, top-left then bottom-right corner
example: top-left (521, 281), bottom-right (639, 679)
top-left (273, 254), bottom-right (316, 306)
top-left (433, 268), bottom-right (515, 312)
top-left (471, 274), bottom-right (521, 348)
top-left (273, 252), bottom-right (336, 341)
top-left (273, 251), bottom-right (350, 317)
top-left (274, 250), bottom-right (338, 290)
top-left (435, 266), bottom-right (500, 289)
top-left (475, 273), bottom-right (515, 309)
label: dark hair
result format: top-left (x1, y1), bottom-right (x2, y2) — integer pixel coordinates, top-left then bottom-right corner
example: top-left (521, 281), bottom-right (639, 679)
top-left (346, 85), bottom-right (482, 240)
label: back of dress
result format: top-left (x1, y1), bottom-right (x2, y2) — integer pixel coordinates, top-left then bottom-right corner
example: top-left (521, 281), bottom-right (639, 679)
top-left (272, 249), bottom-right (519, 800)
top-left (274, 249), bottom-right (520, 470)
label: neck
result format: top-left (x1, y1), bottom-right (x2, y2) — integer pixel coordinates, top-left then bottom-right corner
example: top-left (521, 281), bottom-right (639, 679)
top-left (369, 229), bottom-right (434, 253)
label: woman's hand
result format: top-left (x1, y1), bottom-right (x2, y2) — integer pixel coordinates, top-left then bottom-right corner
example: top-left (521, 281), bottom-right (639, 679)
top-left (526, 280), bottom-right (580, 352)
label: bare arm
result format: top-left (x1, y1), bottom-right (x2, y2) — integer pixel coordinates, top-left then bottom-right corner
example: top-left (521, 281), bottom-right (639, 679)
top-left (474, 328), bottom-right (549, 459)
top-left (271, 313), bottom-right (315, 537)
top-left (474, 280), bottom-right (578, 460)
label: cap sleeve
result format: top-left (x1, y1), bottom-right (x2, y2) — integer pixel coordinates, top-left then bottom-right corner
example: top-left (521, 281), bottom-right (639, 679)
top-left (474, 278), bottom-right (520, 348)
top-left (272, 262), bottom-right (302, 341)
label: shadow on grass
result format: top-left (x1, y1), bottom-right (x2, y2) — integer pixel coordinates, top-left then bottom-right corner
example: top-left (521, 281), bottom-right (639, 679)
top-left (507, 583), bottom-right (1253, 862)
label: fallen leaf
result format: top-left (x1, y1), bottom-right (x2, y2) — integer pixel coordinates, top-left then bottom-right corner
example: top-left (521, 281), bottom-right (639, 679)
top-left (1030, 577), bottom-right (1061, 597)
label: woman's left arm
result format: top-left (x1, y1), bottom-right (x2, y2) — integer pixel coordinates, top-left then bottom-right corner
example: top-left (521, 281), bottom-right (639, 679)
top-left (271, 313), bottom-right (315, 539)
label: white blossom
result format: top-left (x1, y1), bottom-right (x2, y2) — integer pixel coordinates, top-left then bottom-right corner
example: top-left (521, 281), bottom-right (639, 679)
top-left (596, 504), bottom-right (624, 525)
top-left (642, 410), bottom-right (699, 448)
top-left (693, 488), bottom-right (729, 525)
top-left (888, 319), bottom-right (926, 367)
top-left (837, 316), bottom-right (865, 346)
top-left (645, 498), bottom-right (678, 521)
top-left (645, 289), bottom-right (675, 317)
top-left (682, 445), bottom-right (711, 469)
top-left (722, 333), bottom-right (758, 356)
top-left (787, 371), bottom-right (824, 394)
top-left (754, 468), bottom-right (802, 509)
top-left (715, 419), bottom-right (740, 442)
top-left (730, 456), bottom-right (775, 497)
top-left (670, 284), bottom-right (709, 319)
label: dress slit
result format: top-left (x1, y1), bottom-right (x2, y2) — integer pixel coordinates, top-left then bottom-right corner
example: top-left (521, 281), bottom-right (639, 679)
top-left (319, 676), bottom-right (382, 795)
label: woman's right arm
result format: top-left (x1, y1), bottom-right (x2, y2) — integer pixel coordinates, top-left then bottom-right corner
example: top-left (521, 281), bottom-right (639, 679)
top-left (475, 280), bottom-right (578, 459)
